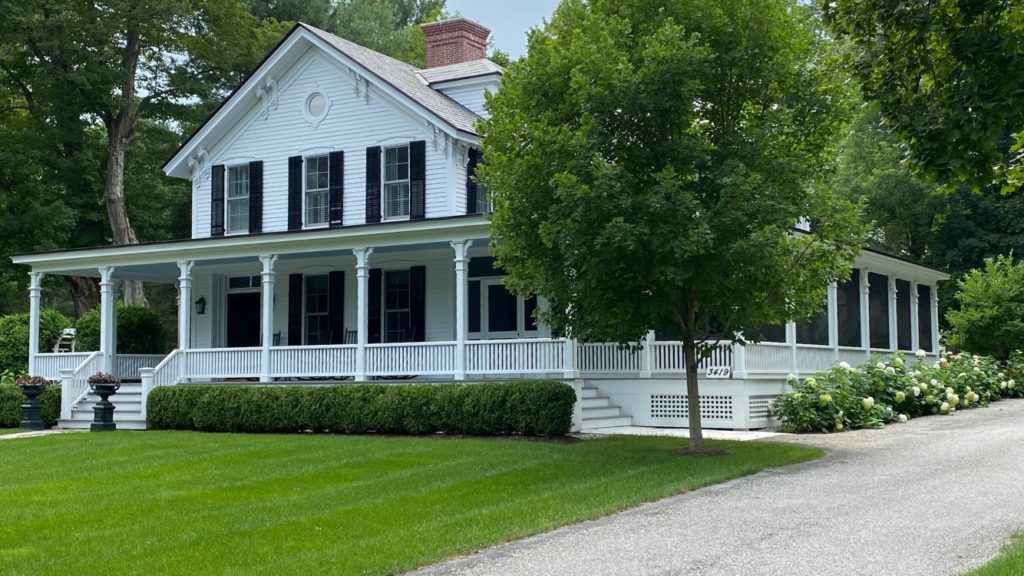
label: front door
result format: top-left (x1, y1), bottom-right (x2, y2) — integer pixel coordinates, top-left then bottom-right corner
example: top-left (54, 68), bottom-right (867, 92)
top-left (226, 292), bottom-right (261, 347)
top-left (476, 279), bottom-right (539, 339)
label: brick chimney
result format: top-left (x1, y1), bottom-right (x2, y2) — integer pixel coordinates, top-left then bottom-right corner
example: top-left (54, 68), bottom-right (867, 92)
top-left (421, 18), bottom-right (490, 68)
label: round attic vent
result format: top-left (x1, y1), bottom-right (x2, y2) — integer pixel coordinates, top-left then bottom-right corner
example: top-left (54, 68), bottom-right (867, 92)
top-left (307, 92), bottom-right (327, 119)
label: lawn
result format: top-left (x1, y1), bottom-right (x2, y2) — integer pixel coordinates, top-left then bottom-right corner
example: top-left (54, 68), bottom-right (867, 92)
top-left (0, 428), bottom-right (22, 435)
top-left (964, 535), bottom-right (1024, 576)
top-left (0, 432), bottom-right (820, 575)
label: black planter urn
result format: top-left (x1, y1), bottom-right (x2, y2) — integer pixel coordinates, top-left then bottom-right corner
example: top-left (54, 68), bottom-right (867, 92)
top-left (18, 384), bottom-right (47, 430)
top-left (89, 382), bottom-right (120, 432)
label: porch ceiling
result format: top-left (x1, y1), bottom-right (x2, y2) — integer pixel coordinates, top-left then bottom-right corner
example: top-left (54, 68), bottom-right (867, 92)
top-left (10, 216), bottom-right (490, 277)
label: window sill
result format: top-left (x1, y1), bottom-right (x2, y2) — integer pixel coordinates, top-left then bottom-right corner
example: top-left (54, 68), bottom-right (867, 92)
top-left (303, 223), bottom-right (329, 231)
top-left (383, 216), bottom-right (411, 223)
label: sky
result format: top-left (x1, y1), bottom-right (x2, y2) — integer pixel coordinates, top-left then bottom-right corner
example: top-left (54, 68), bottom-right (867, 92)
top-left (445, 0), bottom-right (561, 58)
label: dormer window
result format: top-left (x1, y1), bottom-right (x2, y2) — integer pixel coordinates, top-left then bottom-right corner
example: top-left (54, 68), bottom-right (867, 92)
top-left (384, 145), bottom-right (410, 219)
top-left (226, 165), bottom-right (250, 234)
top-left (305, 155), bottom-right (329, 227)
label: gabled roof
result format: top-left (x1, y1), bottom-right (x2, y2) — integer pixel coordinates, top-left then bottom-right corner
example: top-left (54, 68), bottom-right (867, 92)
top-left (165, 23), bottom-right (494, 178)
top-left (417, 59), bottom-right (503, 85)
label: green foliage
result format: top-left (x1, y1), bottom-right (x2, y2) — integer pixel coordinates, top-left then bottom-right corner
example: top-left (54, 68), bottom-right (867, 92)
top-left (822, 0), bottom-right (1024, 188)
top-left (0, 384), bottom-right (61, 428)
top-left (0, 309), bottom-right (71, 373)
top-left (772, 352), bottom-right (1018, 433)
top-left (947, 255), bottom-right (1024, 360)
top-left (76, 305), bottom-right (169, 354)
top-left (148, 381), bottom-right (576, 436)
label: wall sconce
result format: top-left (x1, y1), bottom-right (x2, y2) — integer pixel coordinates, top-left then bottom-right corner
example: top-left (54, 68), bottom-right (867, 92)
top-left (195, 296), bottom-right (207, 315)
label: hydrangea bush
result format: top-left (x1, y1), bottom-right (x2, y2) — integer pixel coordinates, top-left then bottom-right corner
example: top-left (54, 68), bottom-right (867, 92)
top-left (771, 350), bottom-right (1024, 433)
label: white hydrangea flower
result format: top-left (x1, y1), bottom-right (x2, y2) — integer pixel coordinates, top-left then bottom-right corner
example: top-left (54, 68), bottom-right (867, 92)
top-left (1009, 380), bottom-right (1017, 389)
top-left (916, 349), bottom-right (927, 358)
top-left (1001, 381), bottom-right (1008, 389)
top-left (787, 373), bottom-right (798, 383)
top-left (876, 362), bottom-right (886, 371)
top-left (920, 382), bottom-right (929, 392)
top-left (862, 397), bottom-right (875, 410)
top-left (912, 386), bottom-right (921, 397)
top-left (898, 414), bottom-right (908, 423)
top-left (940, 401), bottom-right (950, 414)
top-left (895, 391), bottom-right (906, 403)
top-left (885, 367), bottom-right (897, 376)
top-left (838, 361), bottom-right (852, 372)
top-left (930, 379), bottom-right (938, 386)
top-left (974, 366), bottom-right (981, 373)
top-left (804, 377), bottom-right (816, 386)
top-left (893, 357), bottom-right (904, 368)
top-left (946, 387), bottom-right (955, 395)
top-left (999, 372), bottom-right (1006, 379)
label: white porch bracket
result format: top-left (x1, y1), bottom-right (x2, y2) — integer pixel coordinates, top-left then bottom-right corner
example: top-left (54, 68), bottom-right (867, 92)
top-left (451, 240), bottom-right (473, 381)
top-left (27, 271), bottom-right (44, 375)
top-left (177, 261), bottom-right (195, 382)
top-left (259, 255), bottom-right (278, 383)
top-left (98, 266), bottom-right (117, 375)
top-left (354, 248), bottom-right (374, 382)
top-left (859, 269), bottom-right (871, 357)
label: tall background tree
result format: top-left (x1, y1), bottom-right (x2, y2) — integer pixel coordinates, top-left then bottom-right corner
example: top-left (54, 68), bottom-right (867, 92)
top-left (480, 0), bottom-right (865, 452)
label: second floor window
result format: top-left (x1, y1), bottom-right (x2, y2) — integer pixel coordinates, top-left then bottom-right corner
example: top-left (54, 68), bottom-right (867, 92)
top-left (226, 165), bottom-right (249, 234)
top-left (384, 145), bottom-right (410, 219)
top-left (305, 155), bottom-right (329, 227)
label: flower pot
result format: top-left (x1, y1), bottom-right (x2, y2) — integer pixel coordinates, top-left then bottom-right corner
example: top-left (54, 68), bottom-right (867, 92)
top-left (88, 381), bottom-right (121, 432)
top-left (18, 384), bottom-right (47, 430)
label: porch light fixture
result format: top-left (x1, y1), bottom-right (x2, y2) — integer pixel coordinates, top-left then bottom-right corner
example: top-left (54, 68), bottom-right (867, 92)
top-left (195, 296), bottom-right (207, 315)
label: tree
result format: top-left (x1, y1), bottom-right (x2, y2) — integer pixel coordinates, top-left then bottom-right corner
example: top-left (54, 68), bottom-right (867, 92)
top-left (822, 0), bottom-right (1024, 189)
top-left (480, 0), bottom-right (865, 452)
top-left (0, 0), bottom-right (290, 306)
top-left (947, 254), bottom-right (1024, 360)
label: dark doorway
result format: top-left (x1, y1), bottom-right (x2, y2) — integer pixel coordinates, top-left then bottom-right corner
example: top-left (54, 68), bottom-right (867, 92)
top-left (227, 292), bottom-right (261, 347)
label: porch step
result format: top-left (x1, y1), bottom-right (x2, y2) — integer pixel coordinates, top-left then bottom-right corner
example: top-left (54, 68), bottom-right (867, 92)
top-left (58, 418), bottom-right (147, 431)
top-left (581, 416), bottom-right (634, 429)
top-left (582, 406), bottom-right (622, 419)
top-left (59, 387), bottom-right (148, 431)
top-left (580, 387), bottom-right (600, 399)
top-left (578, 385), bottom-right (633, 429)
top-left (580, 396), bottom-right (611, 409)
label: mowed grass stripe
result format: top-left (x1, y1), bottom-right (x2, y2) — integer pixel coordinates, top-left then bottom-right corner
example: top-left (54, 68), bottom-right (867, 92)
top-left (0, 432), bottom-right (819, 576)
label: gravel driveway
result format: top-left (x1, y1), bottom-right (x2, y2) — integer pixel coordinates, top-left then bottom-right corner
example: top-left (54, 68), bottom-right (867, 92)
top-left (412, 398), bottom-right (1024, 576)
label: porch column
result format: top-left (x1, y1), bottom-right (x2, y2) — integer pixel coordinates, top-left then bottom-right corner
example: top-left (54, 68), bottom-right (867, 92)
top-left (562, 337), bottom-right (578, 379)
top-left (859, 269), bottom-right (871, 357)
top-left (786, 322), bottom-right (797, 373)
top-left (177, 261), bottom-right (194, 350)
top-left (27, 272), bottom-right (44, 375)
top-left (910, 283), bottom-right (921, 352)
top-left (930, 287), bottom-right (940, 354)
top-left (639, 331), bottom-right (655, 378)
top-left (259, 255), bottom-right (278, 383)
top-left (451, 240), bottom-right (473, 381)
top-left (827, 281), bottom-right (839, 362)
top-left (888, 276), bottom-right (898, 351)
top-left (99, 266), bottom-right (117, 374)
top-left (354, 248), bottom-right (373, 381)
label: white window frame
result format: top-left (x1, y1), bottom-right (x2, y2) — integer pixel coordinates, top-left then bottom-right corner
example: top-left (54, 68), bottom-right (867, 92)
top-left (304, 155), bottom-right (330, 229)
top-left (225, 164), bottom-right (250, 235)
top-left (303, 274), bottom-right (330, 345)
top-left (382, 145), bottom-right (410, 221)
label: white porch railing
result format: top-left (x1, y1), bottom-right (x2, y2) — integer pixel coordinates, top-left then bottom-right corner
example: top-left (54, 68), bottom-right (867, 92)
top-left (652, 342), bottom-right (733, 372)
top-left (466, 338), bottom-right (565, 375)
top-left (140, 350), bottom-right (184, 422)
top-left (115, 354), bottom-right (167, 382)
top-left (270, 345), bottom-right (356, 378)
top-left (58, 351), bottom-right (103, 420)
top-left (183, 347), bottom-right (261, 380)
top-left (577, 343), bottom-right (642, 373)
top-left (367, 342), bottom-right (457, 376)
top-left (35, 352), bottom-right (91, 381)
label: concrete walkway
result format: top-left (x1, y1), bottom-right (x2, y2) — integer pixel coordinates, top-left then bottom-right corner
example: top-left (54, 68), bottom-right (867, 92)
top-left (413, 399), bottom-right (1024, 576)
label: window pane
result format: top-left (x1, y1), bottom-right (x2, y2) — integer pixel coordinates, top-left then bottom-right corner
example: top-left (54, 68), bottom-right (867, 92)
top-left (896, 279), bottom-right (912, 350)
top-left (837, 269), bottom-right (861, 347)
top-left (469, 280), bottom-right (481, 333)
top-left (228, 276), bottom-right (250, 289)
top-left (487, 284), bottom-right (518, 332)
top-left (918, 284), bottom-right (933, 352)
top-left (385, 182), bottom-right (410, 218)
top-left (796, 304), bottom-right (829, 345)
top-left (227, 198), bottom-right (249, 233)
top-left (227, 166), bottom-right (249, 198)
top-left (757, 324), bottom-right (787, 343)
top-left (869, 272), bottom-right (890, 349)
top-left (524, 295), bottom-right (538, 331)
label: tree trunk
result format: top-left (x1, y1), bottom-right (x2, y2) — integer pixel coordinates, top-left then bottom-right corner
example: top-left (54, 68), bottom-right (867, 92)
top-left (65, 276), bottom-right (99, 317)
top-left (103, 123), bottom-right (147, 307)
top-left (683, 336), bottom-right (705, 451)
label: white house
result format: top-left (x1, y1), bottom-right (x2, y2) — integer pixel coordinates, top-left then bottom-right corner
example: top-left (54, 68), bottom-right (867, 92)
top-left (11, 18), bottom-right (949, 431)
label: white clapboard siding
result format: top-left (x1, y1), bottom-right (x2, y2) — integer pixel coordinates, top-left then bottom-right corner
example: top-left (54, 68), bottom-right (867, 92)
top-left (438, 84), bottom-right (494, 118)
top-left (194, 47), bottom-right (465, 239)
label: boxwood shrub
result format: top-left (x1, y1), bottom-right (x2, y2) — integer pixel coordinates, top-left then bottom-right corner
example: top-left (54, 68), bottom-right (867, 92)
top-left (147, 380), bottom-right (576, 436)
top-left (0, 384), bottom-right (61, 428)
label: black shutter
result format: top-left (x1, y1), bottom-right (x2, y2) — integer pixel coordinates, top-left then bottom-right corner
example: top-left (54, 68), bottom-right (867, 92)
top-left (328, 271), bottom-right (345, 344)
top-left (210, 165), bottom-right (225, 237)
top-left (288, 156), bottom-right (303, 231)
top-left (248, 160), bottom-right (263, 234)
top-left (368, 268), bottom-right (382, 343)
top-left (409, 265), bottom-right (426, 342)
top-left (365, 147), bottom-right (381, 223)
top-left (288, 274), bottom-right (303, 346)
top-left (466, 148), bottom-right (478, 215)
top-left (410, 140), bottom-right (426, 220)
top-left (328, 151), bottom-right (345, 228)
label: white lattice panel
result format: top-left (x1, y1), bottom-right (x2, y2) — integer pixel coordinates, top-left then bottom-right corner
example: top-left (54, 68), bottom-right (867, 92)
top-left (650, 394), bottom-right (733, 420)
top-left (748, 394), bottom-right (779, 422)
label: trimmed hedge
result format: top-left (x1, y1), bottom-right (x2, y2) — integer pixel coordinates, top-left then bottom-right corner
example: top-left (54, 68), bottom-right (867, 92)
top-left (0, 309), bottom-right (71, 373)
top-left (0, 385), bottom-right (61, 428)
top-left (148, 380), bottom-right (576, 436)
top-left (76, 305), bottom-right (169, 354)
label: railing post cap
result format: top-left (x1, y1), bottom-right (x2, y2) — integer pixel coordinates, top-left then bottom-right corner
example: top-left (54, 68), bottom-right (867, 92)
top-left (139, 368), bottom-right (155, 376)
top-left (58, 368), bottom-right (74, 376)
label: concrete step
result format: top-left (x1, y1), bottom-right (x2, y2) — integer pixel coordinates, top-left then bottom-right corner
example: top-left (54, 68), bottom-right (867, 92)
top-left (582, 406), bottom-right (622, 419)
top-left (580, 387), bottom-right (599, 399)
top-left (580, 416), bottom-right (633, 429)
top-left (58, 419), bottom-right (147, 431)
top-left (580, 397), bottom-right (611, 409)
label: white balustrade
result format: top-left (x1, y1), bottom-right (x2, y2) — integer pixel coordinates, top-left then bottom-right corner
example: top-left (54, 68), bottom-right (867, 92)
top-left (793, 346), bottom-right (836, 373)
top-left (367, 341), bottom-right (457, 376)
top-left (837, 348), bottom-right (868, 368)
top-left (115, 354), bottom-right (167, 382)
top-left (270, 345), bottom-right (356, 378)
top-left (34, 353), bottom-right (91, 381)
top-left (59, 351), bottom-right (103, 420)
top-left (651, 341), bottom-right (733, 373)
top-left (466, 339), bottom-right (564, 375)
top-left (577, 342), bottom-right (642, 373)
top-left (182, 348), bottom-right (261, 380)
top-left (742, 342), bottom-right (792, 374)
